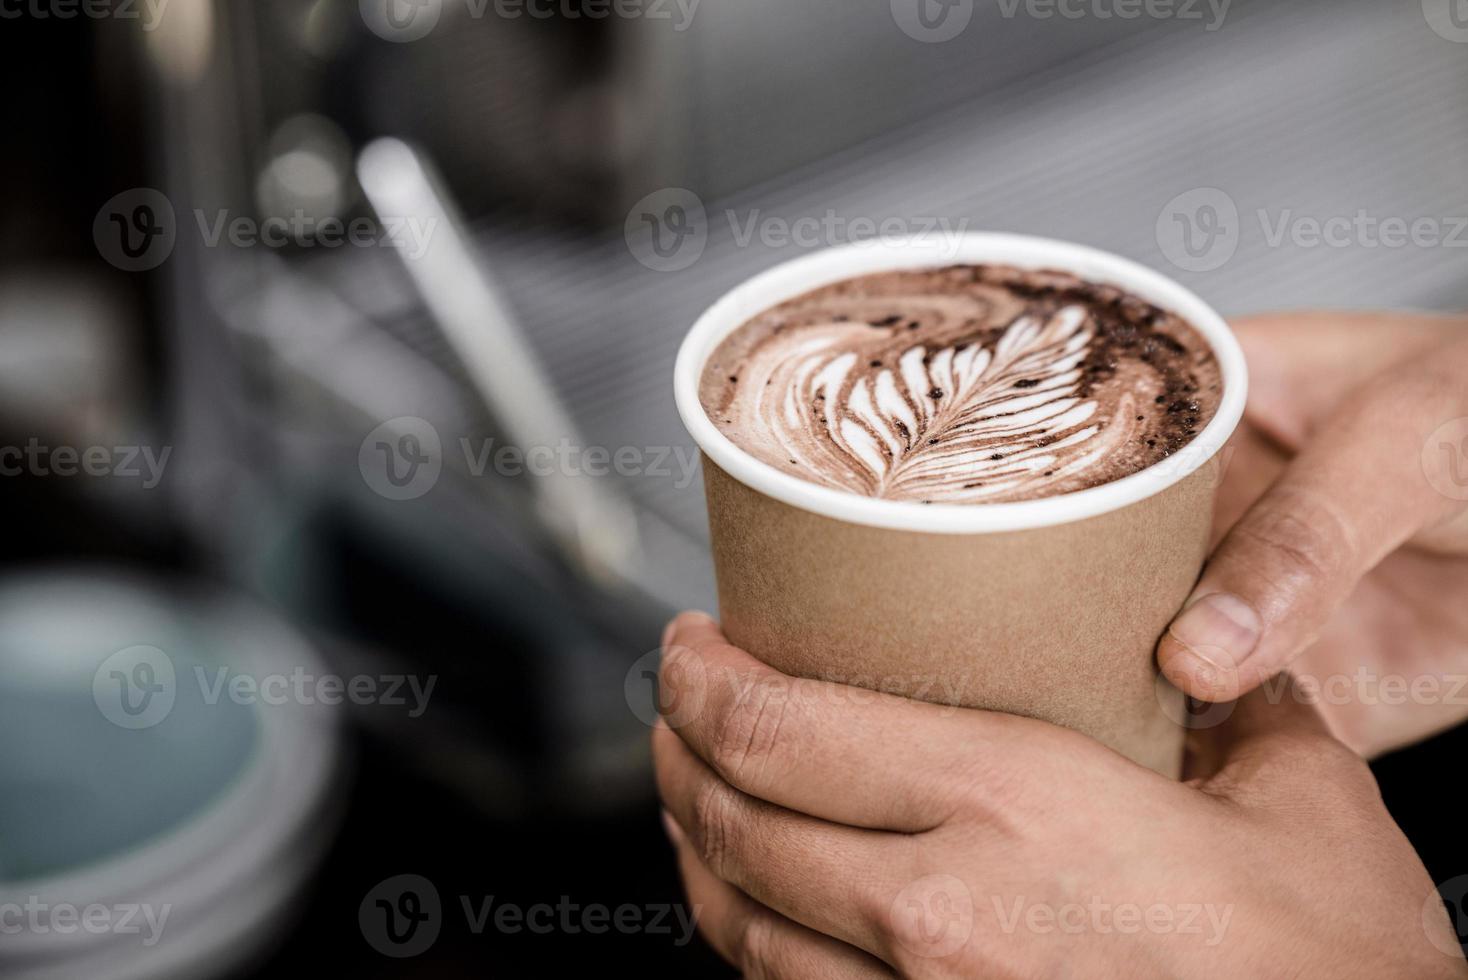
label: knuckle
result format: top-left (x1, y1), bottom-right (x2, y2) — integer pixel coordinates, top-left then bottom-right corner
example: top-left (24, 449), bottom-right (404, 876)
top-left (882, 864), bottom-right (979, 974)
top-left (709, 673), bottom-right (794, 786)
top-left (1235, 490), bottom-right (1357, 586)
top-left (946, 720), bottom-right (1080, 822)
top-left (691, 776), bottom-right (743, 879)
top-left (947, 754), bottom-right (1027, 823)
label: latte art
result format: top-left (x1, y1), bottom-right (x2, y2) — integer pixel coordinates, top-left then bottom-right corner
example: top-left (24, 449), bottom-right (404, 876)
top-left (740, 305), bottom-right (1131, 502)
top-left (700, 265), bottom-right (1222, 504)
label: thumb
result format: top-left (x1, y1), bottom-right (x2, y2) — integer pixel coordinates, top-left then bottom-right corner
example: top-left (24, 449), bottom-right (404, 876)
top-left (1158, 344), bottom-right (1468, 703)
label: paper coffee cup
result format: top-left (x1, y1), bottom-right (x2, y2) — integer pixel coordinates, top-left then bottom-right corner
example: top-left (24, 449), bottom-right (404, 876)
top-left (674, 234), bottom-right (1248, 777)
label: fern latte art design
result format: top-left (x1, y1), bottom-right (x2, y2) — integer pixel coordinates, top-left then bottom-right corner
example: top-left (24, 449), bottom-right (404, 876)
top-left (699, 265), bottom-right (1223, 504)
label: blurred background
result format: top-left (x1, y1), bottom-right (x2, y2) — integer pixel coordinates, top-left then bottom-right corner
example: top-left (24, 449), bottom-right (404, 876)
top-left (1, 0), bottom-right (1466, 975)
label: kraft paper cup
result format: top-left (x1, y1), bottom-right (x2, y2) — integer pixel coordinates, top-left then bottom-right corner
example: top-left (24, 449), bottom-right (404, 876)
top-left (674, 233), bottom-right (1248, 777)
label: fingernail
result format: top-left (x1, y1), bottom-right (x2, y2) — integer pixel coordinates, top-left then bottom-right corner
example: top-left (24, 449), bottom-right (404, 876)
top-left (661, 808), bottom-right (684, 844)
top-left (662, 611), bottom-right (715, 653)
top-left (1168, 592), bottom-right (1262, 670)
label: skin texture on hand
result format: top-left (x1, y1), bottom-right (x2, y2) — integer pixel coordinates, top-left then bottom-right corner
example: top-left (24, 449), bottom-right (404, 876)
top-left (653, 614), bottom-right (1468, 979)
top-left (1157, 313), bottom-right (1468, 757)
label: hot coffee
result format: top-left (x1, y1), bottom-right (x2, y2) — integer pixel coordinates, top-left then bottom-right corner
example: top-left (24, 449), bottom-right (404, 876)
top-left (699, 264), bottom-right (1222, 504)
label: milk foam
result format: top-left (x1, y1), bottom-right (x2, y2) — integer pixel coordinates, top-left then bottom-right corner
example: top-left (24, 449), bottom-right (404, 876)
top-left (700, 266), bottom-right (1221, 504)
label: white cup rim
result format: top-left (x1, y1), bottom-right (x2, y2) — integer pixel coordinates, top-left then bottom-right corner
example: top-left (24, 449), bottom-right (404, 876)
top-left (674, 233), bottom-right (1248, 534)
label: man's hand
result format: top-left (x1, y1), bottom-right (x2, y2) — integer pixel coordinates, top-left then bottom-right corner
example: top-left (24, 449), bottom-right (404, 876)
top-left (1158, 313), bottom-right (1468, 756)
top-left (653, 613), bottom-right (1466, 979)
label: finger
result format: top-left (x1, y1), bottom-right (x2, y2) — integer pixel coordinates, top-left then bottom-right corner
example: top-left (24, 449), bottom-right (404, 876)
top-left (1161, 336), bottom-right (1468, 702)
top-left (1232, 312), bottom-right (1466, 450)
top-left (660, 612), bottom-right (1075, 831)
top-left (653, 722), bottom-right (904, 959)
top-left (664, 812), bottom-right (895, 978)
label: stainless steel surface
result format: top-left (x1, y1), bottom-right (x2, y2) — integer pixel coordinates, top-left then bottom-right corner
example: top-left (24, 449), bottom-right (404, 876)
top-left (358, 138), bottom-right (641, 583)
